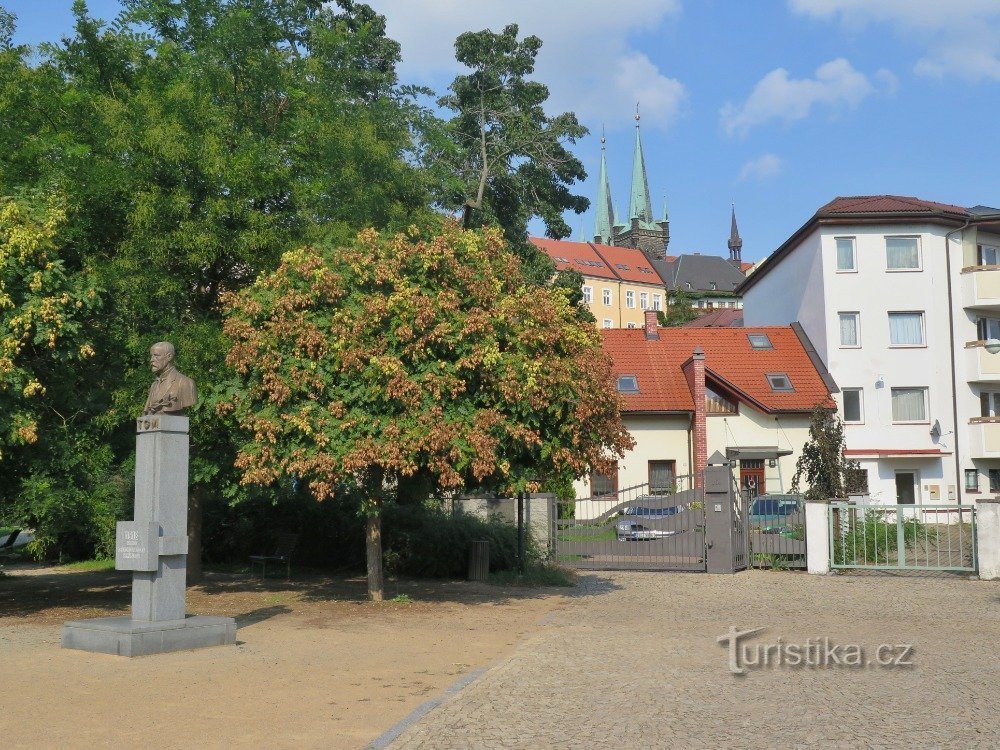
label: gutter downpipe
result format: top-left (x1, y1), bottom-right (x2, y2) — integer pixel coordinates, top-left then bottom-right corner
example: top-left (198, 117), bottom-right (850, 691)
top-left (946, 218), bottom-right (971, 505)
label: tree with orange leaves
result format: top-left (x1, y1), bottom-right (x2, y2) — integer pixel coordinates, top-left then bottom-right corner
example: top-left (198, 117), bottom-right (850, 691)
top-left (221, 221), bottom-right (632, 600)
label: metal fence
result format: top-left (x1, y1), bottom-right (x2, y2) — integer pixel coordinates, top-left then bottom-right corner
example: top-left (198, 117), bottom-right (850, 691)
top-left (746, 493), bottom-right (807, 570)
top-left (829, 502), bottom-right (977, 573)
top-left (552, 478), bottom-right (706, 572)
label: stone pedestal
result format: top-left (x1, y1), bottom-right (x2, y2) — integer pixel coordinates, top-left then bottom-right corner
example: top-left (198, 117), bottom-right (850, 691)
top-left (62, 415), bottom-right (236, 656)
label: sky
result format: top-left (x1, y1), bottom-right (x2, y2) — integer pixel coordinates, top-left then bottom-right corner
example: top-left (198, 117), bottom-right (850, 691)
top-left (6, 0), bottom-right (1000, 262)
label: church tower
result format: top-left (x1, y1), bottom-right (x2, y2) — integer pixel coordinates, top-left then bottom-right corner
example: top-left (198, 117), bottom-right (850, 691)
top-left (728, 204), bottom-right (743, 265)
top-left (593, 130), bottom-right (616, 245)
top-left (611, 108), bottom-right (670, 259)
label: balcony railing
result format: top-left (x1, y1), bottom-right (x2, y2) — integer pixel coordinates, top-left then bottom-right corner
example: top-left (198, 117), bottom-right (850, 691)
top-left (967, 417), bottom-right (1000, 458)
top-left (964, 342), bottom-right (1000, 381)
top-left (962, 265), bottom-right (1000, 309)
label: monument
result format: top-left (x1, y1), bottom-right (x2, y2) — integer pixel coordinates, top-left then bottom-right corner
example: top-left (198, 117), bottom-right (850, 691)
top-left (62, 342), bottom-right (236, 656)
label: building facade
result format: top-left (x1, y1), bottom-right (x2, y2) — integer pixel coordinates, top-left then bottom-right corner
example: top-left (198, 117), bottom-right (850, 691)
top-left (740, 195), bottom-right (1000, 506)
top-left (531, 237), bottom-right (666, 329)
top-left (572, 313), bottom-right (836, 516)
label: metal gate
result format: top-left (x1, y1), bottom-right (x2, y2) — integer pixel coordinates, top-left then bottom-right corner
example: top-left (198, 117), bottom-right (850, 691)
top-left (746, 492), bottom-right (807, 569)
top-left (551, 478), bottom-right (706, 571)
top-left (829, 502), bottom-right (977, 573)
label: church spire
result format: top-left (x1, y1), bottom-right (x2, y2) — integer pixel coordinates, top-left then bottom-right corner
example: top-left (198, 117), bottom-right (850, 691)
top-left (594, 127), bottom-right (615, 245)
top-left (628, 105), bottom-right (654, 225)
top-left (728, 203), bottom-right (743, 263)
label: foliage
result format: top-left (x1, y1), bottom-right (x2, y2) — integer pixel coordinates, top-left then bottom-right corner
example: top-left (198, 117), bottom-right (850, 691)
top-left (432, 24), bottom-right (588, 274)
top-left (489, 562), bottom-right (575, 587)
top-left (221, 222), bottom-right (633, 597)
top-left (834, 512), bottom-right (925, 565)
top-left (659, 287), bottom-right (700, 327)
top-left (791, 406), bottom-right (863, 501)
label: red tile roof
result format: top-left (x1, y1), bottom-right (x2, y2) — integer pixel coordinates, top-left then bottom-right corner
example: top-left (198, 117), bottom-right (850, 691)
top-left (603, 326), bottom-right (834, 414)
top-left (530, 237), bottom-right (665, 286)
top-left (818, 195), bottom-right (969, 217)
top-left (681, 309), bottom-right (744, 327)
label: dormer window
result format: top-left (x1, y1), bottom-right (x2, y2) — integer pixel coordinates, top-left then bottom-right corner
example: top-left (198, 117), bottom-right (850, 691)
top-left (747, 333), bottom-right (772, 349)
top-left (617, 375), bottom-right (639, 393)
top-left (709, 282), bottom-right (717, 291)
top-left (766, 373), bottom-right (794, 392)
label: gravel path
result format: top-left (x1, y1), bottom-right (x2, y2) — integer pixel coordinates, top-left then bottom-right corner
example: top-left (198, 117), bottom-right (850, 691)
top-left (387, 571), bottom-right (1000, 749)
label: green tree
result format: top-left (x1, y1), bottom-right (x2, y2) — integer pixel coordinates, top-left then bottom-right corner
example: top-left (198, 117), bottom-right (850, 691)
top-left (791, 406), bottom-right (864, 501)
top-left (433, 24), bottom-right (588, 278)
top-left (658, 287), bottom-right (700, 327)
top-left (221, 221), bottom-right (633, 599)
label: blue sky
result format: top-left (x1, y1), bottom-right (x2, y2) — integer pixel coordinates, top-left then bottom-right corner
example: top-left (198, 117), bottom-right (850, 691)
top-left (7, 0), bottom-right (1000, 262)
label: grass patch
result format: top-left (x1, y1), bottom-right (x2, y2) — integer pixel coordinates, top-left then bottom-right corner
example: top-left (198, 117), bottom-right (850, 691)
top-left (60, 558), bottom-right (115, 572)
top-left (489, 563), bottom-right (576, 587)
top-left (389, 594), bottom-right (414, 603)
top-left (556, 524), bottom-right (616, 543)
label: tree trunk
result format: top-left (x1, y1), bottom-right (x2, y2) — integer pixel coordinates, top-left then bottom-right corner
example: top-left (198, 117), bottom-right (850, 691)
top-left (187, 486), bottom-right (204, 584)
top-left (462, 203), bottom-right (474, 229)
top-left (365, 506), bottom-right (384, 602)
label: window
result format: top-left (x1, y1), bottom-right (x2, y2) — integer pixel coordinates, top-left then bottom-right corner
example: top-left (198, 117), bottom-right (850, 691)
top-left (626, 322), bottom-right (637, 329)
top-left (845, 467), bottom-right (869, 494)
top-left (709, 282), bottom-right (717, 291)
top-left (889, 312), bottom-right (925, 346)
top-left (590, 468), bottom-right (617, 497)
top-left (747, 333), bottom-right (772, 349)
top-left (978, 244), bottom-right (1000, 266)
top-left (839, 312), bottom-right (860, 347)
top-left (685, 282), bottom-right (692, 290)
top-left (625, 290), bottom-right (635, 308)
top-left (766, 373), bottom-right (794, 392)
top-left (890, 387), bottom-right (927, 422)
top-left (639, 292), bottom-right (649, 310)
top-left (602, 288), bottom-right (612, 306)
top-left (977, 318), bottom-right (1000, 341)
top-left (602, 318), bottom-right (613, 329)
top-left (836, 237), bottom-right (856, 271)
top-left (705, 386), bottom-right (737, 414)
top-left (980, 392), bottom-right (1000, 417)
top-left (990, 469), bottom-right (1000, 493)
top-left (617, 375), bottom-right (639, 393)
top-left (582, 286), bottom-right (593, 304)
top-left (965, 469), bottom-right (979, 491)
top-left (652, 294), bottom-right (662, 311)
top-left (649, 461), bottom-right (676, 495)
top-left (886, 236), bottom-right (920, 270)
top-left (843, 388), bottom-right (863, 423)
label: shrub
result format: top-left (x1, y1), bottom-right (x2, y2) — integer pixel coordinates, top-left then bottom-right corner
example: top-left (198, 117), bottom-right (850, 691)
top-left (835, 511), bottom-right (924, 565)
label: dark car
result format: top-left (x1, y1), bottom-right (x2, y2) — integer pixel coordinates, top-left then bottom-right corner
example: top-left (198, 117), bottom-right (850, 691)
top-left (749, 497), bottom-right (802, 535)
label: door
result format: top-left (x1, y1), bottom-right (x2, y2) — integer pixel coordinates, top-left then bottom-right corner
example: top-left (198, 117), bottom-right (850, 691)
top-left (740, 459), bottom-right (765, 498)
top-left (895, 471), bottom-right (916, 504)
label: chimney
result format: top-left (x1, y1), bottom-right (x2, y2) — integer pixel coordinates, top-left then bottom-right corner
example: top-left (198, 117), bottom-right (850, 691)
top-left (682, 348), bottom-right (707, 489)
top-left (644, 310), bottom-right (659, 340)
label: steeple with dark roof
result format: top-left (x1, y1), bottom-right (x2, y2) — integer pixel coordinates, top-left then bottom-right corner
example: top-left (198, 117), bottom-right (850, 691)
top-left (593, 129), bottom-right (616, 245)
top-left (728, 204), bottom-right (743, 264)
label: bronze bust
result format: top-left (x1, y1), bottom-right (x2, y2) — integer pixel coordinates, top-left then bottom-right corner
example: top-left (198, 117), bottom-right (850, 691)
top-left (143, 341), bottom-right (197, 415)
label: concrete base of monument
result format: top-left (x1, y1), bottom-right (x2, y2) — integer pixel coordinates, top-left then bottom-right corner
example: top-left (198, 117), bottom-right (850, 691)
top-left (61, 615), bottom-right (237, 657)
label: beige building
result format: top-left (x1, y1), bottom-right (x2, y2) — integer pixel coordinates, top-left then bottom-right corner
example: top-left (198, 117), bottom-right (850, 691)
top-left (531, 237), bottom-right (666, 329)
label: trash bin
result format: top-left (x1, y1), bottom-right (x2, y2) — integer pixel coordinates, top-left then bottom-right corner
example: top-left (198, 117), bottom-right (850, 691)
top-left (468, 540), bottom-right (490, 581)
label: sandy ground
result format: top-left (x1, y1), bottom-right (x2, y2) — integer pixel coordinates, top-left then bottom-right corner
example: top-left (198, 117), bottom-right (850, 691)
top-left (0, 564), bottom-right (572, 749)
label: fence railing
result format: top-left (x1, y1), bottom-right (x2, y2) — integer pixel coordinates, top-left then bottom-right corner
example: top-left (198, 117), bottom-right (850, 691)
top-left (829, 502), bottom-right (977, 572)
top-left (746, 493), bottom-right (806, 569)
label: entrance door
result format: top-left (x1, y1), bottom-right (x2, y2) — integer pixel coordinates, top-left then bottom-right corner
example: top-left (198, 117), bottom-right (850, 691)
top-left (740, 460), bottom-right (765, 498)
top-left (895, 471), bottom-right (916, 504)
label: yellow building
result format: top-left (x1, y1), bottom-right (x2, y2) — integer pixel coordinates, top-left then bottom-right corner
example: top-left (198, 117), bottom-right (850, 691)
top-left (531, 237), bottom-right (666, 329)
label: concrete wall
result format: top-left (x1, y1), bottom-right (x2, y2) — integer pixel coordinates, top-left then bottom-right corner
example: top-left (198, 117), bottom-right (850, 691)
top-left (454, 494), bottom-right (554, 551)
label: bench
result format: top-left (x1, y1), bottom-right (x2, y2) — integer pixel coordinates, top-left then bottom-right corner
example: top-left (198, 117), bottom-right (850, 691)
top-left (250, 533), bottom-right (299, 581)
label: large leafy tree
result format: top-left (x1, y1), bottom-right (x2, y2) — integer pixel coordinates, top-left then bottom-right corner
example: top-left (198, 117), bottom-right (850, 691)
top-left (221, 221), bottom-right (633, 599)
top-left (791, 406), bottom-right (865, 501)
top-left (433, 24), bottom-right (588, 277)
top-left (0, 0), bottom-right (434, 560)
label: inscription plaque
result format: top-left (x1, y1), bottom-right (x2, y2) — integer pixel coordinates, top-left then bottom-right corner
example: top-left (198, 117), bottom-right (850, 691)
top-left (115, 521), bottom-right (159, 572)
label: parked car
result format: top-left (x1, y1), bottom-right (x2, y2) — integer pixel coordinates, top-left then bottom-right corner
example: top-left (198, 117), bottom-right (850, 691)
top-left (749, 497), bottom-right (802, 535)
top-left (620, 501), bottom-right (681, 518)
top-left (615, 518), bottom-right (681, 541)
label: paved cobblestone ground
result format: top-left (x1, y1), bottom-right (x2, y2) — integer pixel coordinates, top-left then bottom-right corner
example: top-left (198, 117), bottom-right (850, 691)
top-left (387, 571), bottom-right (1000, 749)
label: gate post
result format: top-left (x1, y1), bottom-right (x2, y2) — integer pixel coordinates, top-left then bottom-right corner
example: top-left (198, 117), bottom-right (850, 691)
top-left (805, 501), bottom-right (830, 574)
top-left (977, 498), bottom-right (1000, 580)
top-left (704, 454), bottom-right (736, 574)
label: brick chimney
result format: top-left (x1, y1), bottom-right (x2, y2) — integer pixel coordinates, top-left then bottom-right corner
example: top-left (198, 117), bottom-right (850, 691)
top-left (682, 348), bottom-right (707, 489)
top-left (644, 309), bottom-right (659, 340)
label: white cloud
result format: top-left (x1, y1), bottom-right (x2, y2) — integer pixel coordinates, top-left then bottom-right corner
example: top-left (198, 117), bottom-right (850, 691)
top-left (363, 0), bottom-right (686, 131)
top-left (720, 58), bottom-right (877, 137)
top-left (739, 154), bottom-right (783, 181)
top-left (790, 0), bottom-right (1000, 81)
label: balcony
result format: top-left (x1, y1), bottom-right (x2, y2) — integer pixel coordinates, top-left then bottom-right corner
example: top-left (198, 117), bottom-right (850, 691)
top-left (961, 266), bottom-right (1000, 310)
top-left (967, 417), bottom-right (1000, 459)
top-left (965, 342), bottom-right (1000, 382)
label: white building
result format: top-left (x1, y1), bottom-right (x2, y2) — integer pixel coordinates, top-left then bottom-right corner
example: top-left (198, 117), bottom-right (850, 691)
top-left (740, 195), bottom-right (1000, 505)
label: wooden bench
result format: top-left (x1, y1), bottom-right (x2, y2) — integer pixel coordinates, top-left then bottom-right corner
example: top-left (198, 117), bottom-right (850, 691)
top-left (250, 533), bottom-right (299, 580)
